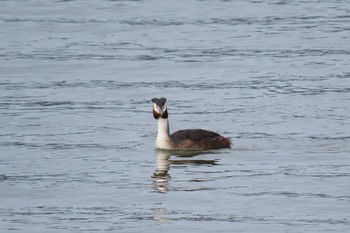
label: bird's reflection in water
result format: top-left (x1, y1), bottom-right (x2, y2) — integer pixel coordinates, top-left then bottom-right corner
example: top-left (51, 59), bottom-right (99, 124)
top-left (152, 150), bottom-right (171, 193)
top-left (152, 149), bottom-right (218, 193)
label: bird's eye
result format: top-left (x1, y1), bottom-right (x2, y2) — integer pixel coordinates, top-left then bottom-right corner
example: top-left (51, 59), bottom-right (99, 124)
top-left (161, 105), bottom-right (166, 111)
top-left (156, 106), bottom-right (160, 110)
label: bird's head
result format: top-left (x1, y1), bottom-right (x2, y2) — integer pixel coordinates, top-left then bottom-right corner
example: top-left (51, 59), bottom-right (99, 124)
top-left (151, 97), bottom-right (168, 119)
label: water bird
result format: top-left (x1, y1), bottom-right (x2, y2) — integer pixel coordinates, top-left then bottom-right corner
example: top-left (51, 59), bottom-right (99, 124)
top-left (152, 98), bottom-right (232, 151)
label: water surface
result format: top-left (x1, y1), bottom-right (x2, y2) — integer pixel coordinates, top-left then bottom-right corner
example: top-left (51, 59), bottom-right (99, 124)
top-left (1, 0), bottom-right (349, 232)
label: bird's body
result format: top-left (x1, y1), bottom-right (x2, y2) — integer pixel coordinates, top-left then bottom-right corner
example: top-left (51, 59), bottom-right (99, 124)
top-left (152, 98), bottom-right (231, 151)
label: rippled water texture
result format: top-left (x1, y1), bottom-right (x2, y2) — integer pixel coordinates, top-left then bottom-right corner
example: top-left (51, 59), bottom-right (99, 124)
top-left (1, 0), bottom-right (350, 232)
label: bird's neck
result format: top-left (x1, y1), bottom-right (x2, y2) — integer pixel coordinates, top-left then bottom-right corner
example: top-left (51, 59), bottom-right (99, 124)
top-left (156, 117), bottom-right (172, 149)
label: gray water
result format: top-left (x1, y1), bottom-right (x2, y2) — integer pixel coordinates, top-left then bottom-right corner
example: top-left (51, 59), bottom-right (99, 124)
top-left (1, 0), bottom-right (350, 232)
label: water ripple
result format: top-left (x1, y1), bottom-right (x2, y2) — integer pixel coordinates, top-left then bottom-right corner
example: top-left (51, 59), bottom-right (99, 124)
top-left (0, 142), bottom-right (137, 150)
top-left (2, 76), bottom-right (349, 96)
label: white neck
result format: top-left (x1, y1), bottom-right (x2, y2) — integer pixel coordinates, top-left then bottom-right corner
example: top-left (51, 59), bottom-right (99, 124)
top-left (156, 118), bottom-right (172, 149)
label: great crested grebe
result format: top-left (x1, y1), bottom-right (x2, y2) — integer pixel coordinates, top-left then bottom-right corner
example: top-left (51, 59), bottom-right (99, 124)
top-left (152, 98), bottom-right (232, 151)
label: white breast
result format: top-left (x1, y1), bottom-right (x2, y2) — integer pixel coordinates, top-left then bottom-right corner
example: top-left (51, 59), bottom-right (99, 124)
top-left (156, 118), bottom-right (172, 149)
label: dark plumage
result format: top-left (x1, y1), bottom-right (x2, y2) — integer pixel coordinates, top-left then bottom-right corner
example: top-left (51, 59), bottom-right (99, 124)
top-left (152, 98), bottom-right (166, 109)
top-left (171, 129), bottom-right (220, 141)
top-left (170, 129), bottom-right (231, 150)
